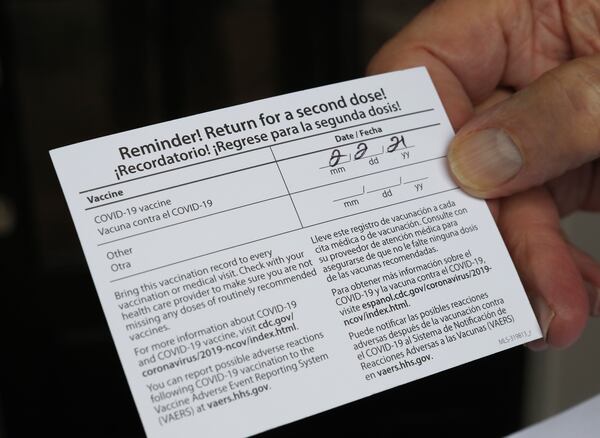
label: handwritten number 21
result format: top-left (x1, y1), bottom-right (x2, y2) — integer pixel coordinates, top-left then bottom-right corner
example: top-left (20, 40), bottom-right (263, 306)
top-left (388, 135), bottom-right (407, 153)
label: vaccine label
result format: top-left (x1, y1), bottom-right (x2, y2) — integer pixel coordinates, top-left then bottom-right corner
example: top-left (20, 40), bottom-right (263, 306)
top-left (51, 68), bottom-right (541, 438)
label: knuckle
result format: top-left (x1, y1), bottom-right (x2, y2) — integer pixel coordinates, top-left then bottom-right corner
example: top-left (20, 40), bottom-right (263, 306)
top-left (554, 58), bottom-right (600, 117)
top-left (544, 57), bottom-right (600, 155)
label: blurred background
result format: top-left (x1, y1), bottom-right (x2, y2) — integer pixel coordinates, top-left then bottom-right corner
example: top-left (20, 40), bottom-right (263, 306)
top-left (0, 1), bottom-right (598, 437)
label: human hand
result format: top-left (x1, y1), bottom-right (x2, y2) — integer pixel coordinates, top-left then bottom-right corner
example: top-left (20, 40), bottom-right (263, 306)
top-left (368, 0), bottom-right (600, 349)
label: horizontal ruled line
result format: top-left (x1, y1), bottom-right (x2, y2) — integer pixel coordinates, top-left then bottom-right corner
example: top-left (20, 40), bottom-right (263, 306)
top-left (109, 187), bottom-right (460, 282)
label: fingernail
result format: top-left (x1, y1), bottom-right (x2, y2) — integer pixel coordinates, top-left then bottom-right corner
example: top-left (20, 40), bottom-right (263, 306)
top-left (449, 129), bottom-right (523, 191)
top-left (531, 297), bottom-right (555, 341)
top-left (527, 338), bottom-right (548, 352)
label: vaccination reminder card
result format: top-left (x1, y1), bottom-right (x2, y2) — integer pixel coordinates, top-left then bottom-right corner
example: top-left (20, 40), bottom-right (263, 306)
top-left (51, 68), bottom-right (542, 437)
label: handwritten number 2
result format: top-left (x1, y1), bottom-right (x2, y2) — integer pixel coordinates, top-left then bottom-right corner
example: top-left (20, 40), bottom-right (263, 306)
top-left (329, 149), bottom-right (343, 167)
top-left (354, 143), bottom-right (368, 160)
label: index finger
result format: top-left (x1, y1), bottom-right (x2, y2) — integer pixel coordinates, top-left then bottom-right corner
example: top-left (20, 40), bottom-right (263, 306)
top-left (367, 0), bottom-right (565, 128)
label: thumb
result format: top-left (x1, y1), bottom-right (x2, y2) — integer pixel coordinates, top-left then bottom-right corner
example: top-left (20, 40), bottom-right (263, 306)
top-left (448, 55), bottom-right (600, 198)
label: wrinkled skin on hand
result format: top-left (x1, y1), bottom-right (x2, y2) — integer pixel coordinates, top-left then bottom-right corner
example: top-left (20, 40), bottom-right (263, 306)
top-left (368, 0), bottom-right (600, 349)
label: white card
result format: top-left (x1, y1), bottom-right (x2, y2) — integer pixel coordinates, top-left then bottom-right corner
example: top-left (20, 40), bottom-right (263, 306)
top-left (51, 68), bottom-right (541, 438)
